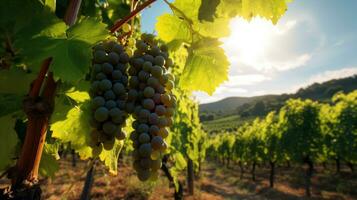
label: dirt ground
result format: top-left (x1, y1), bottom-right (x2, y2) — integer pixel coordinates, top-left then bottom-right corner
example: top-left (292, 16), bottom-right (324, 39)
top-left (1, 158), bottom-right (356, 200)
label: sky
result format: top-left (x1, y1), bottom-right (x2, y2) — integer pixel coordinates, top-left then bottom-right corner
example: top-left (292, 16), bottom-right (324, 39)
top-left (141, 0), bottom-right (357, 103)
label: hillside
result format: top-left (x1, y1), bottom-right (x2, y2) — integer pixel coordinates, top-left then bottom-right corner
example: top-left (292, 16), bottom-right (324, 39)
top-left (200, 75), bottom-right (357, 132)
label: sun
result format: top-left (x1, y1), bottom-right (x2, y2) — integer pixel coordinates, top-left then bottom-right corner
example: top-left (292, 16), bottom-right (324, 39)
top-left (221, 17), bottom-right (279, 71)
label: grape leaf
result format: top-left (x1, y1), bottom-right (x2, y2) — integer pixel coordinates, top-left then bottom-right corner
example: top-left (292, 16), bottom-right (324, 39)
top-left (39, 142), bottom-right (60, 178)
top-left (99, 140), bottom-right (124, 175)
top-left (65, 89), bottom-right (90, 103)
top-left (156, 14), bottom-right (191, 43)
top-left (198, 0), bottom-right (220, 22)
top-left (18, 18), bottom-right (109, 82)
top-left (0, 68), bottom-right (36, 94)
top-left (50, 101), bottom-right (93, 159)
top-left (41, 0), bottom-right (56, 12)
top-left (0, 94), bottom-right (23, 118)
top-left (179, 38), bottom-right (229, 95)
top-left (0, 114), bottom-right (19, 172)
top-left (50, 100), bottom-right (124, 174)
top-left (216, 0), bottom-right (291, 24)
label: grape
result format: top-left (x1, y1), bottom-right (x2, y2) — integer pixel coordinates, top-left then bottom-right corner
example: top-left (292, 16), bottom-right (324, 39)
top-left (122, 23), bottom-right (131, 33)
top-left (108, 52), bottom-right (119, 64)
top-left (148, 113), bottom-right (159, 125)
top-left (99, 79), bottom-right (112, 91)
top-left (116, 131), bottom-right (126, 140)
top-left (147, 77), bottom-right (159, 88)
top-left (132, 58), bottom-right (144, 70)
top-left (142, 61), bottom-right (152, 72)
top-left (160, 94), bottom-right (170, 106)
top-left (136, 41), bottom-right (148, 52)
top-left (154, 56), bottom-right (165, 66)
top-left (130, 131), bottom-right (138, 141)
top-left (152, 93), bottom-right (161, 104)
top-left (137, 169), bottom-right (151, 181)
top-left (116, 100), bottom-right (126, 109)
top-left (150, 65), bottom-right (163, 78)
top-left (166, 80), bottom-right (174, 90)
top-left (104, 90), bottom-right (116, 100)
top-left (113, 83), bottom-right (125, 96)
top-left (158, 117), bottom-right (167, 128)
top-left (90, 41), bottom-right (129, 150)
top-left (139, 133), bottom-right (150, 143)
top-left (165, 58), bottom-right (173, 68)
top-left (94, 50), bottom-right (107, 63)
top-left (128, 89), bottom-right (138, 101)
top-left (139, 109), bottom-right (150, 119)
top-left (155, 105), bottom-right (166, 116)
top-left (112, 70), bottom-right (122, 80)
top-left (119, 52), bottom-right (129, 63)
top-left (151, 150), bottom-right (160, 160)
top-left (166, 117), bottom-right (173, 127)
top-left (158, 128), bottom-right (168, 138)
top-left (92, 96), bottom-right (105, 109)
top-left (105, 100), bottom-right (117, 109)
top-left (143, 87), bottom-right (155, 98)
top-left (94, 107), bottom-right (109, 122)
top-left (150, 46), bottom-right (160, 56)
top-left (138, 70), bottom-right (149, 81)
top-left (109, 107), bottom-right (121, 118)
top-left (151, 136), bottom-right (163, 150)
top-left (149, 125), bottom-right (160, 135)
top-left (113, 44), bottom-right (124, 54)
top-left (103, 138), bottom-right (115, 150)
top-left (142, 98), bottom-right (155, 110)
top-left (102, 63), bottom-right (114, 75)
top-left (139, 143), bottom-right (152, 157)
top-left (143, 54), bottom-right (154, 63)
top-left (159, 74), bottom-right (168, 85)
top-left (103, 121), bottom-right (117, 135)
top-left (96, 72), bottom-right (107, 80)
top-left (137, 123), bottom-right (149, 133)
top-left (128, 38), bottom-right (136, 47)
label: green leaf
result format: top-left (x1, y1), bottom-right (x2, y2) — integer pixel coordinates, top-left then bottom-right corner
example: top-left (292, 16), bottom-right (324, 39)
top-left (17, 18), bottom-right (109, 82)
top-left (179, 38), bottom-right (229, 95)
top-left (198, 0), bottom-right (220, 22)
top-left (68, 17), bottom-right (109, 44)
top-left (156, 14), bottom-right (191, 43)
top-left (173, 0), bottom-right (201, 20)
top-left (41, 0), bottom-right (56, 12)
top-left (216, 0), bottom-right (290, 24)
top-left (0, 114), bottom-right (19, 172)
top-left (50, 101), bottom-right (93, 159)
top-left (39, 142), bottom-right (60, 178)
top-left (65, 89), bottom-right (90, 104)
top-left (0, 94), bottom-right (23, 118)
top-left (0, 68), bottom-right (36, 94)
top-left (99, 140), bottom-right (124, 175)
top-left (193, 18), bottom-right (230, 38)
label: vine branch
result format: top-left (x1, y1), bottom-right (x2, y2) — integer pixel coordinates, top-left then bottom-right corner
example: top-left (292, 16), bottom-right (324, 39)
top-left (110, 0), bottom-right (157, 33)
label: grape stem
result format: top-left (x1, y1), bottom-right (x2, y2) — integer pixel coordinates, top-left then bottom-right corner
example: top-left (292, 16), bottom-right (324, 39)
top-left (110, 0), bottom-right (157, 33)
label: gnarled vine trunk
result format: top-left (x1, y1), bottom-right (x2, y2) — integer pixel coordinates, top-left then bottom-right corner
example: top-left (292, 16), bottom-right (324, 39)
top-left (161, 156), bottom-right (183, 200)
top-left (304, 157), bottom-right (314, 197)
top-left (335, 158), bottom-right (340, 174)
top-left (251, 161), bottom-right (256, 181)
top-left (187, 158), bottom-right (194, 195)
top-left (269, 161), bottom-right (275, 188)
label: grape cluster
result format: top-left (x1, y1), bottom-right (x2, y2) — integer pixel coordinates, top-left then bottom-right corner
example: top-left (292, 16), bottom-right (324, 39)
top-left (128, 34), bottom-right (176, 181)
top-left (89, 40), bottom-right (130, 152)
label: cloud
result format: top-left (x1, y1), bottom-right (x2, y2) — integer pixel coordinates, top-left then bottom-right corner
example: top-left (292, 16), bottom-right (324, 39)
top-left (224, 74), bottom-right (271, 87)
